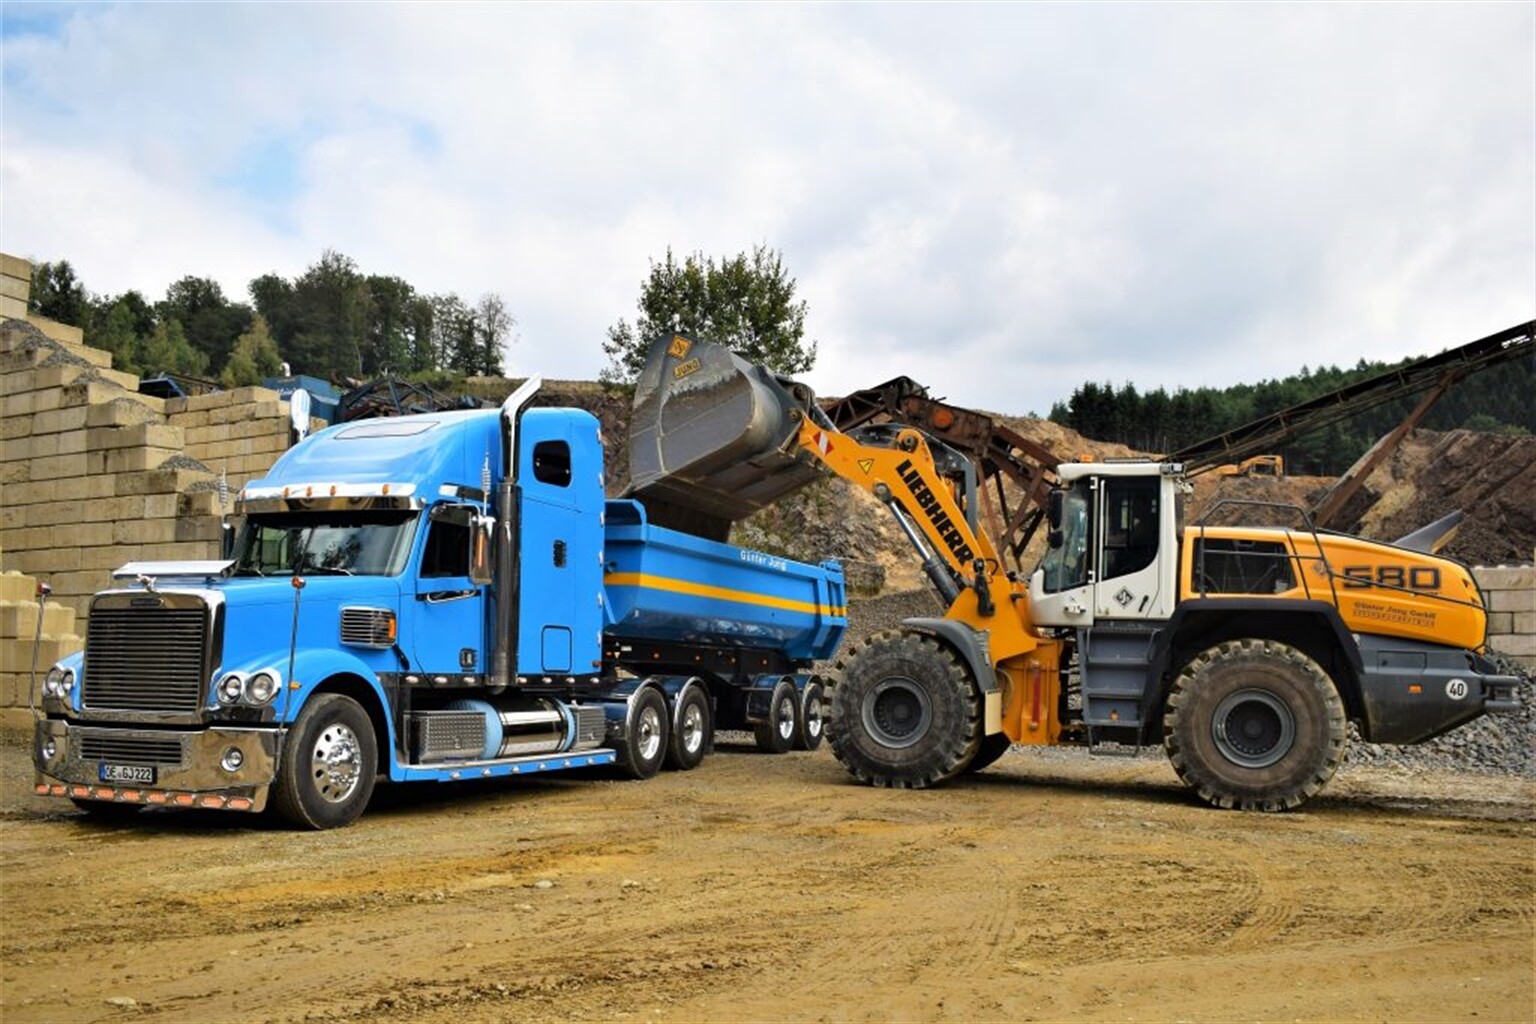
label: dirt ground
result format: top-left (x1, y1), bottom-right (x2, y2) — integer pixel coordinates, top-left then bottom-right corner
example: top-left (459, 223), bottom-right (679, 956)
top-left (1, 728), bottom-right (1531, 1024)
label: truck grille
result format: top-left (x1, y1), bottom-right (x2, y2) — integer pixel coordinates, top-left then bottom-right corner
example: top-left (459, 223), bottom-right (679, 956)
top-left (76, 730), bottom-right (187, 766)
top-left (341, 607), bottom-right (397, 648)
top-left (84, 603), bottom-right (209, 713)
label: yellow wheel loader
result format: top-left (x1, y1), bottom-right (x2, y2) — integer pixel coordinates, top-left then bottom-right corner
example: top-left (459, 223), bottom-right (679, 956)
top-left (627, 335), bottom-right (1524, 811)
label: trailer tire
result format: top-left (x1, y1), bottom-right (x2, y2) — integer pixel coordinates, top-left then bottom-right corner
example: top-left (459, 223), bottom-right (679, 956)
top-left (964, 733), bottom-right (1013, 774)
top-left (794, 679), bottom-right (825, 751)
top-left (616, 687), bottom-right (669, 779)
top-left (827, 630), bottom-right (981, 789)
top-left (665, 683), bottom-right (711, 771)
top-left (753, 678), bottom-right (799, 754)
top-left (271, 693), bottom-right (377, 830)
top-left (1164, 639), bottom-right (1346, 812)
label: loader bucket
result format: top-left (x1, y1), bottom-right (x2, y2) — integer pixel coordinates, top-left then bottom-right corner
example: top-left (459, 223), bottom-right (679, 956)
top-left (626, 335), bottom-right (824, 540)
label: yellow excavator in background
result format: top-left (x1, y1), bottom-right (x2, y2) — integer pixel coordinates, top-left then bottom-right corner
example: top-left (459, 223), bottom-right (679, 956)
top-left (626, 334), bottom-right (1524, 810)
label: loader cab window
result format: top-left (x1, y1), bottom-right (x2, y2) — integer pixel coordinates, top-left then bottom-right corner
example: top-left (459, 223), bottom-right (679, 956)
top-left (1041, 480), bottom-right (1092, 593)
top-left (1100, 477), bottom-right (1160, 581)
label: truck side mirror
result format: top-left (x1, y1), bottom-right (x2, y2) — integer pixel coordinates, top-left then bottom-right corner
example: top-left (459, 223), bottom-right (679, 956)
top-left (469, 514), bottom-right (495, 585)
top-left (1048, 528), bottom-right (1064, 550)
top-left (1047, 490), bottom-right (1063, 531)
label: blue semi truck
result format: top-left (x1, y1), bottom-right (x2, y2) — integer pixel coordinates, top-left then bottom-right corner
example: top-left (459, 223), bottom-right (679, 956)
top-left (32, 378), bottom-right (846, 827)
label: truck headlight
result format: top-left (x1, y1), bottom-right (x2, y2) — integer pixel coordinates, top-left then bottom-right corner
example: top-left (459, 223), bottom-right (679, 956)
top-left (245, 671), bottom-right (279, 705)
top-left (58, 669), bottom-right (74, 695)
top-left (217, 673), bottom-right (245, 704)
top-left (44, 666), bottom-right (63, 697)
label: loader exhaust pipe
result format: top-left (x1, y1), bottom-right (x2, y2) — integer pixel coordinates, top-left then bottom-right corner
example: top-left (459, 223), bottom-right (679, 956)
top-left (626, 335), bottom-right (825, 540)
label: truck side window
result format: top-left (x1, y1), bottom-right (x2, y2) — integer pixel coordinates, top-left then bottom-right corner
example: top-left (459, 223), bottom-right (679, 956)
top-left (421, 518), bottom-right (470, 578)
top-left (1101, 477), bottom-right (1160, 580)
top-left (532, 440), bottom-right (571, 487)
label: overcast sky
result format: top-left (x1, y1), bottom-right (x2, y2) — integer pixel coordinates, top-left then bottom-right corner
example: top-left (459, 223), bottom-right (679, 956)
top-left (3, 3), bottom-right (1532, 415)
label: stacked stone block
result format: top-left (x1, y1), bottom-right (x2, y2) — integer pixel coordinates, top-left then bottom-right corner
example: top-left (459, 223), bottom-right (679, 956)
top-left (1473, 566), bottom-right (1536, 664)
top-left (0, 570), bottom-right (83, 710)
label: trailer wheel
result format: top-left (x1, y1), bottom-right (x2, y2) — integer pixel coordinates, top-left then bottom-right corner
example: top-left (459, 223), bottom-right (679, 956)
top-left (794, 679), bottom-right (825, 751)
top-left (617, 687), bottom-right (669, 779)
top-left (753, 678), bottom-right (799, 754)
top-left (1164, 639), bottom-right (1346, 811)
top-left (964, 733), bottom-right (1013, 774)
top-left (665, 684), bottom-right (711, 772)
top-left (271, 693), bottom-right (377, 830)
top-left (827, 630), bottom-right (981, 789)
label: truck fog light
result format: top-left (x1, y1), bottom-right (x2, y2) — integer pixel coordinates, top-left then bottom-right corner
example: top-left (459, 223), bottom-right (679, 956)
top-left (220, 748), bottom-right (244, 772)
top-left (218, 674), bottom-right (244, 704)
top-left (41, 738), bottom-right (56, 760)
top-left (245, 671), bottom-right (278, 705)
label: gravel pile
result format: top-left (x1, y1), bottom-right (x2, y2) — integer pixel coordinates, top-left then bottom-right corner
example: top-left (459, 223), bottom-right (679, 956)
top-left (830, 590), bottom-right (1535, 779)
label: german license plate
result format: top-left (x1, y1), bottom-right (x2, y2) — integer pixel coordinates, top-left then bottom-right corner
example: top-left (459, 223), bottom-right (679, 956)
top-left (99, 763), bottom-right (155, 785)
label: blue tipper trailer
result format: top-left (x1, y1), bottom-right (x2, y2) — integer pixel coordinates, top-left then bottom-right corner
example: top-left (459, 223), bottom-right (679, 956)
top-left (32, 377), bottom-right (846, 828)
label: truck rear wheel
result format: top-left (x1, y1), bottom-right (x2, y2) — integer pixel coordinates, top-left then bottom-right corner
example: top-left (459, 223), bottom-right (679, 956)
top-left (753, 677), bottom-right (799, 754)
top-left (616, 687), bottom-right (669, 779)
top-left (794, 679), bottom-right (825, 751)
top-left (665, 683), bottom-right (711, 771)
top-left (271, 693), bottom-right (378, 830)
top-left (1164, 639), bottom-right (1345, 811)
top-left (827, 630), bottom-right (981, 789)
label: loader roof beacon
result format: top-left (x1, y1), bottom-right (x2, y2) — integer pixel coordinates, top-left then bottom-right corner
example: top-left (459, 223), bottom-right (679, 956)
top-left (33, 377), bottom-right (845, 828)
top-left (627, 333), bottom-right (1526, 811)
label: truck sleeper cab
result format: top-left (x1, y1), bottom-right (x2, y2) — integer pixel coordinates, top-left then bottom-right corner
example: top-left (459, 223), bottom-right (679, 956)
top-left (34, 382), bottom-right (845, 828)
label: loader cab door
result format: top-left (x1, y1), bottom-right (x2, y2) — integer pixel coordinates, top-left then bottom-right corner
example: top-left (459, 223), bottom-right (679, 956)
top-left (1029, 471), bottom-right (1177, 626)
top-left (1092, 475), bottom-right (1173, 619)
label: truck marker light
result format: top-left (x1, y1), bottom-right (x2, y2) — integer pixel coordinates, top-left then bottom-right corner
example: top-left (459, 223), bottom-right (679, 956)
top-left (227, 798), bottom-right (253, 811)
top-left (50, 785), bottom-right (66, 796)
top-left (146, 792), bottom-right (168, 804)
top-left (198, 796), bottom-right (224, 809)
top-left (121, 790), bottom-right (142, 802)
top-left (173, 794), bottom-right (196, 806)
top-left (70, 785), bottom-right (89, 798)
top-left (1409, 684), bottom-right (1423, 694)
top-left (34, 784), bottom-right (48, 795)
top-left (96, 787), bottom-right (116, 799)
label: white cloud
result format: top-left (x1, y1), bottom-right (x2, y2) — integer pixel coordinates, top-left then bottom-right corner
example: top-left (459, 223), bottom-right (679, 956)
top-left (2, 2), bottom-right (1531, 414)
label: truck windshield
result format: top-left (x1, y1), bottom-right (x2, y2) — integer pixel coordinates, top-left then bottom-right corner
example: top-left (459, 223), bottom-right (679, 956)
top-left (234, 510), bottom-right (419, 577)
top-left (1040, 480), bottom-right (1092, 593)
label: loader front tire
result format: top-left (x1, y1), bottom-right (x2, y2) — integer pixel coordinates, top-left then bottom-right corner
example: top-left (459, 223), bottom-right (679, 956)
top-left (1164, 639), bottom-right (1345, 812)
top-left (827, 630), bottom-right (981, 789)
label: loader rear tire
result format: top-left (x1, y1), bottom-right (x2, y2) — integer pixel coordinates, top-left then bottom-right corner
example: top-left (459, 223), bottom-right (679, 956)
top-left (827, 630), bottom-right (981, 789)
top-left (1164, 639), bottom-right (1345, 812)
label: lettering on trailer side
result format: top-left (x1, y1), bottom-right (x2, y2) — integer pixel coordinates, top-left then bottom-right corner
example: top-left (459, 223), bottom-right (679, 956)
top-left (896, 458), bottom-right (976, 565)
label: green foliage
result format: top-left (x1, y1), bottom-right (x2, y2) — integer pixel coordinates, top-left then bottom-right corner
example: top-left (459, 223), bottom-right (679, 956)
top-left (28, 260), bottom-right (88, 326)
top-left (603, 245), bottom-right (814, 384)
top-left (139, 319), bottom-right (209, 377)
top-left (158, 277), bottom-right (252, 372)
top-left (1050, 351), bottom-right (1536, 474)
top-left (220, 316), bottom-right (285, 387)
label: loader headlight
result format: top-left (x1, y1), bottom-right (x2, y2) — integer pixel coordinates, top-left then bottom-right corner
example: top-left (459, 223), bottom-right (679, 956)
top-left (217, 673), bottom-right (245, 705)
top-left (245, 671), bottom-right (279, 705)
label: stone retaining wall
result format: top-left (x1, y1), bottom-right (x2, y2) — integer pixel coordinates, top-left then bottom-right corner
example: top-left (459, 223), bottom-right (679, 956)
top-left (1473, 565), bottom-right (1536, 664)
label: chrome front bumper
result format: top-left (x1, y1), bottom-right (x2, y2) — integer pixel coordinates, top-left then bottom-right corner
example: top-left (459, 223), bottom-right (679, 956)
top-left (33, 719), bottom-right (280, 813)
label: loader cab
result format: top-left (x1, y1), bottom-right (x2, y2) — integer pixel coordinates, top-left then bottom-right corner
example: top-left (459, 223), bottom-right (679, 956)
top-left (1029, 462), bottom-right (1181, 628)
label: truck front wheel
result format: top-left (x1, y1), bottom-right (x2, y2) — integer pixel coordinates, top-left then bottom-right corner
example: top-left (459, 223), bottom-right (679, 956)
top-left (1164, 639), bottom-right (1345, 811)
top-left (827, 630), bottom-right (981, 789)
top-left (271, 693), bottom-right (378, 830)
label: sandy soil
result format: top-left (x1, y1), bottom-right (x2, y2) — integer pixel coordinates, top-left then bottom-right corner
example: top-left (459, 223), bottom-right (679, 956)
top-left (2, 729), bottom-right (1531, 1024)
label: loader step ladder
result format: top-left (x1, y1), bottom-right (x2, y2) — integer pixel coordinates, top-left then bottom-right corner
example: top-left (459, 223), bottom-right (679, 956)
top-left (1077, 623), bottom-right (1159, 741)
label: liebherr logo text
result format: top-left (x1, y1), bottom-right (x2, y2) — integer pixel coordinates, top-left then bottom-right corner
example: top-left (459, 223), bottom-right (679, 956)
top-left (896, 459), bottom-right (975, 564)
